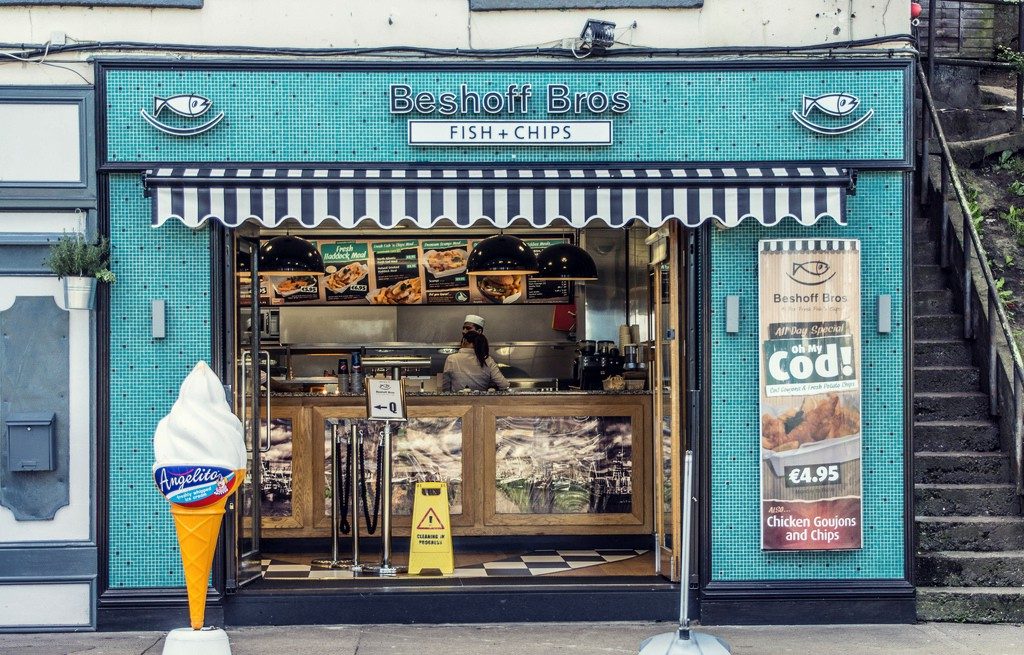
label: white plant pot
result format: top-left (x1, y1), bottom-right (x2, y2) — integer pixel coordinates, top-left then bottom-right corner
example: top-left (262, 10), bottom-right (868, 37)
top-left (64, 276), bottom-right (96, 310)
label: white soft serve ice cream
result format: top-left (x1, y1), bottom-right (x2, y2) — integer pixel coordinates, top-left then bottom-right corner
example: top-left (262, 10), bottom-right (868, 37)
top-left (153, 361), bottom-right (247, 471)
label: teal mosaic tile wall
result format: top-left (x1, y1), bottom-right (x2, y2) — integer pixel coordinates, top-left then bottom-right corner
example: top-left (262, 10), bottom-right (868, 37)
top-left (108, 174), bottom-right (211, 588)
top-left (709, 171), bottom-right (905, 580)
top-left (104, 66), bottom-right (905, 164)
top-left (105, 63), bottom-right (908, 588)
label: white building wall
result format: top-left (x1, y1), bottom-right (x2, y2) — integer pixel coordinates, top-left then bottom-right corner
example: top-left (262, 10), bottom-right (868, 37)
top-left (0, 1), bottom-right (912, 85)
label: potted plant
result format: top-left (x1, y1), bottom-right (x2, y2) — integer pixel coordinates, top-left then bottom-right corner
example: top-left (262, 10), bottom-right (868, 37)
top-left (47, 233), bottom-right (115, 310)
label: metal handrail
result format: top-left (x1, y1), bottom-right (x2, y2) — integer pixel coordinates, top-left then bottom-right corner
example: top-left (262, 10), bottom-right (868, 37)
top-left (917, 62), bottom-right (1024, 495)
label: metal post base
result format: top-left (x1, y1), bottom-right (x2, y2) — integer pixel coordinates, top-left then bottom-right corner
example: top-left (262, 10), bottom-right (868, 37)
top-left (638, 631), bottom-right (731, 655)
top-left (310, 558), bottom-right (355, 569)
top-left (361, 564), bottom-right (406, 577)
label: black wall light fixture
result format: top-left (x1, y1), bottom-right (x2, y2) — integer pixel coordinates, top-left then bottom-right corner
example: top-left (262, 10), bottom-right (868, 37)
top-left (466, 234), bottom-right (540, 276)
top-left (580, 19), bottom-right (616, 53)
top-left (533, 242), bottom-right (598, 281)
top-left (258, 235), bottom-right (326, 276)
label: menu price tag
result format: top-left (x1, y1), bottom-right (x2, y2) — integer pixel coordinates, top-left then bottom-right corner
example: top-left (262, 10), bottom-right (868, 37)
top-left (366, 378), bottom-right (407, 421)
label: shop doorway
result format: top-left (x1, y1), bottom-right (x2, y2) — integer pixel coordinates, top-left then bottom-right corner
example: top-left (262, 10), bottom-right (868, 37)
top-left (649, 224), bottom-right (686, 582)
top-left (221, 226), bottom-right (683, 591)
top-left (225, 237), bottom-right (270, 592)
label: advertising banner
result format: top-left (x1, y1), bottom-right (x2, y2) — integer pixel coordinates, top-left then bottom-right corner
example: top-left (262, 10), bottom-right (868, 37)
top-left (759, 239), bottom-right (862, 551)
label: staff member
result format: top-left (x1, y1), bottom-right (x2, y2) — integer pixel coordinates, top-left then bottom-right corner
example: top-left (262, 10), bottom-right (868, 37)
top-left (442, 331), bottom-right (510, 392)
top-left (462, 313), bottom-right (485, 335)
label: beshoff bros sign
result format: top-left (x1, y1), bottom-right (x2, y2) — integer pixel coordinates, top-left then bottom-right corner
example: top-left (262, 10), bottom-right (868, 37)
top-left (390, 83), bottom-right (630, 146)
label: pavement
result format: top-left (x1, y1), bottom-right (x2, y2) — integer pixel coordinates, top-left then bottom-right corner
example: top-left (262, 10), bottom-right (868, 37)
top-left (0, 622), bottom-right (1022, 655)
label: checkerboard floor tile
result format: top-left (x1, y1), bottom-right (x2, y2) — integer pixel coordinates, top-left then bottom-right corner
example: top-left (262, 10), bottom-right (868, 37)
top-left (260, 549), bottom-right (647, 580)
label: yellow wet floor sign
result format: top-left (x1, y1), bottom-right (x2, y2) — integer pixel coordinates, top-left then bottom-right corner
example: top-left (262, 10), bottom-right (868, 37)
top-left (407, 481), bottom-right (454, 575)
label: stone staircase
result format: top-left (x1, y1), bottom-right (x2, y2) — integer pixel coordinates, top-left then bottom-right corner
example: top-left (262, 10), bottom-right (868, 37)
top-left (912, 217), bottom-right (1024, 623)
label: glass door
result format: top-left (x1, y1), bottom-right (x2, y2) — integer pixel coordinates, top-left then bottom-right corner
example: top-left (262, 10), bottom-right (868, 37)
top-left (648, 225), bottom-right (684, 582)
top-left (226, 239), bottom-right (266, 590)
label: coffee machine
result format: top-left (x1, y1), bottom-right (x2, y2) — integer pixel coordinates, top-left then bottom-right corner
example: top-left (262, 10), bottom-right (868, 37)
top-left (573, 340), bottom-right (603, 390)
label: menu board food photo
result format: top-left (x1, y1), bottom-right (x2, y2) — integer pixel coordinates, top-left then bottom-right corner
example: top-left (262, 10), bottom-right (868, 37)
top-left (422, 239), bottom-right (471, 304)
top-left (321, 241), bottom-right (371, 303)
top-left (368, 240), bottom-right (423, 305)
top-left (270, 274), bottom-right (320, 304)
top-left (255, 235), bottom-right (575, 306)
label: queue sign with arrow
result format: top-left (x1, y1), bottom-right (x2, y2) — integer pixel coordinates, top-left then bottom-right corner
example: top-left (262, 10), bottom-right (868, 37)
top-left (366, 378), bottom-right (407, 421)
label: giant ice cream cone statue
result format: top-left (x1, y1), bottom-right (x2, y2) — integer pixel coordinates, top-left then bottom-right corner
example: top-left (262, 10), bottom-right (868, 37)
top-left (153, 361), bottom-right (248, 646)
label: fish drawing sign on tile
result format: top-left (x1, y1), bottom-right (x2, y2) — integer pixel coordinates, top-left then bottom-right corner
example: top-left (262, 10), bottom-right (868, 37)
top-left (792, 93), bottom-right (874, 136)
top-left (140, 93), bottom-right (225, 137)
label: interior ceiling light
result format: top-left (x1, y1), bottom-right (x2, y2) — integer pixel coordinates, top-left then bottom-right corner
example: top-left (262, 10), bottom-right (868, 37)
top-left (258, 235), bottom-right (325, 276)
top-left (579, 19), bottom-right (616, 53)
top-left (466, 234), bottom-right (540, 276)
top-left (533, 243), bottom-right (599, 282)
top-left (236, 249), bottom-right (251, 278)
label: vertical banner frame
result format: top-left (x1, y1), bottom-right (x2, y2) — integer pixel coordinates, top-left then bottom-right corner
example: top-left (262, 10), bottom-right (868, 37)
top-left (758, 239), bottom-right (863, 551)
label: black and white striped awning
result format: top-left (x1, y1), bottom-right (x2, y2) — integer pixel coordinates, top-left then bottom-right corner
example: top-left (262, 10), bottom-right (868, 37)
top-left (144, 166), bottom-right (852, 230)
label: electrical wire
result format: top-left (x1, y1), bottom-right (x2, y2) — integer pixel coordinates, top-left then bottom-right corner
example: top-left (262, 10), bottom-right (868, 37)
top-left (0, 34), bottom-right (918, 62)
top-left (0, 39), bottom-right (92, 85)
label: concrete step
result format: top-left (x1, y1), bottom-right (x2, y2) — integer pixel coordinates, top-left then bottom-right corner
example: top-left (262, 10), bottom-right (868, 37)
top-left (914, 289), bottom-right (956, 314)
top-left (914, 451), bottom-right (1010, 484)
top-left (915, 483), bottom-right (1021, 516)
top-left (916, 587), bottom-right (1024, 623)
top-left (915, 314), bottom-right (968, 339)
top-left (916, 516), bottom-right (1024, 552)
top-left (913, 421), bottom-right (1001, 452)
top-left (916, 551), bottom-right (1024, 587)
top-left (914, 265), bottom-right (950, 291)
top-left (913, 242), bottom-right (941, 266)
top-left (980, 84), bottom-right (1017, 106)
top-left (914, 366), bottom-right (981, 392)
top-left (914, 339), bottom-right (974, 367)
top-left (915, 392), bottom-right (991, 422)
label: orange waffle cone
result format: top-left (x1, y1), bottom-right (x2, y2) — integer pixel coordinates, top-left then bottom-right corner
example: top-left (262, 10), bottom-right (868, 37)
top-left (171, 498), bottom-right (226, 630)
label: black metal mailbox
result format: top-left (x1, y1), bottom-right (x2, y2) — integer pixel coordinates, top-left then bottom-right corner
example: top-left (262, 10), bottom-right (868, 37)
top-left (6, 412), bottom-right (56, 472)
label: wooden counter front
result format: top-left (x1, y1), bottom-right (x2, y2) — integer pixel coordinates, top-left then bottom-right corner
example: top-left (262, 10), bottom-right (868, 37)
top-left (252, 393), bottom-right (652, 538)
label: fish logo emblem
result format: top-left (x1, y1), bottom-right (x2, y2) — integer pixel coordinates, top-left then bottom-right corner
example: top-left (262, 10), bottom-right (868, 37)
top-left (786, 260), bottom-right (836, 286)
top-left (141, 93), bottom-right (224, 137)
top-left (153, 94), bottom-right (212, 118)
top-left (792, 92), bottom-right (874, 136)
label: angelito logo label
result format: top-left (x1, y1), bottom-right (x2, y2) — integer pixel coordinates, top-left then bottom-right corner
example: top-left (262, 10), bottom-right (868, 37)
top-left (154, 465), bottom-right (239, 508)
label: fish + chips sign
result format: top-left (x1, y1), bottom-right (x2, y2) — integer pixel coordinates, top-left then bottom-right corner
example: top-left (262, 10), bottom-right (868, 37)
top-left (141, 94), bottom-right (225, 137)
top-left (792, 93), bottom-right (874, 136)
top-left (390, 83), bottom-right (630, 146)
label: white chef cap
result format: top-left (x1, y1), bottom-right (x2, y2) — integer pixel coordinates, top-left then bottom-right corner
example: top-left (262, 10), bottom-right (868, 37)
top-left (464, 314), bottom-right (485, 329)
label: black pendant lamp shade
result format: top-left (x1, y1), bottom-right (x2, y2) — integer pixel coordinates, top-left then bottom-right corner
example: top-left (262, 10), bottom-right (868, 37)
top-left (466, 234), bottom-right (539, 276)
top-left (534, 243), bottom-right (598, 281)
top-left (258, 235), bottom-right (325, 276)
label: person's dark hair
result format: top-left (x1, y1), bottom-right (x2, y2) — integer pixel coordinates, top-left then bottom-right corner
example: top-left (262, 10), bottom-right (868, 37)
top-left (461, 330), bottom-right (489, 367)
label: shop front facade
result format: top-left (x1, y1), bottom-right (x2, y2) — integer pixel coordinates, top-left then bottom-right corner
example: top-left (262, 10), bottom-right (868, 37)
top-left (93, 55), bottom-right (915, 629)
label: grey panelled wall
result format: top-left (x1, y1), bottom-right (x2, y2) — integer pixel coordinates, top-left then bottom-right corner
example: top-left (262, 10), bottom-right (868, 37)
top-left (0, 297), bottom-right (71, 520)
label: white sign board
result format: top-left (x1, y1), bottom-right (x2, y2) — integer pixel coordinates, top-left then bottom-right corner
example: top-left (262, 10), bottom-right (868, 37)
top-left (366, 378), bottom-right (407, 421)
top-left (408, 120), bottom-right (612, 146)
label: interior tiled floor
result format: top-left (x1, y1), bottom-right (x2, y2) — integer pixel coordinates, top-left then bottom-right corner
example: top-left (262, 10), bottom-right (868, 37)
top-left (262, 549), bottom-right (656, 580)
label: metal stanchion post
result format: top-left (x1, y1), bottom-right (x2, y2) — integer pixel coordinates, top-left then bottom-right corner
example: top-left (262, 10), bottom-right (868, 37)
top-left (350, 424), bottom-right (363, 573)
top-left (365, 420), bottom-right (404, 577)
top-left (312, 421), bottom-right (353, 569)
top-left (638, 452), bottom-right (730, 655)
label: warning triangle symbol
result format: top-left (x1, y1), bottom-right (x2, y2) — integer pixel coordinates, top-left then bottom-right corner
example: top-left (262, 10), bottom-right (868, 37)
top-left (416, 507), bottom-right (445, 530)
